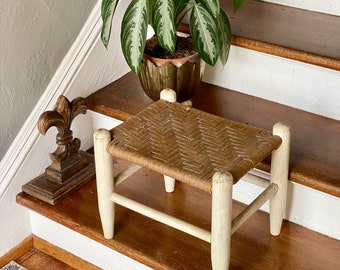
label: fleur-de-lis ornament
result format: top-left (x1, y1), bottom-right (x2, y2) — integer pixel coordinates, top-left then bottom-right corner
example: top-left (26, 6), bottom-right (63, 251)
top-left (22, 95), bottom-right (95, 204)
top-left (38, 95), bottom-right (88, 183)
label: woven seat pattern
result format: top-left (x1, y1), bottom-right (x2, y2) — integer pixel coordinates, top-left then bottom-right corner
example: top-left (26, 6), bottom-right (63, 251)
top-left (108, 100), bottom-right (282, 192)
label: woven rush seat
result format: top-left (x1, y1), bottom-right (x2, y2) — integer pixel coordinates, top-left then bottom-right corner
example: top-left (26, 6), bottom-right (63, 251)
top-left (93, 89), bottom-right (291, 269)
top-left (108, 100), bottom-right (282, 192)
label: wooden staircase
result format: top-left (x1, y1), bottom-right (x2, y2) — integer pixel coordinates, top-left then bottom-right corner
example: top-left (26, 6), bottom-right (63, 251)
top-left (15, 68), bottom-right (340, 268)
top-left (13, 0), bottom-right (340, 269)
top-left (16, 159), bottom-right (340, 269)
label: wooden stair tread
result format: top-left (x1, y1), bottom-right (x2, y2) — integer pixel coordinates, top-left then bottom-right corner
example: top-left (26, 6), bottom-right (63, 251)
top-left (15, 248), bottom-right (76, 270)
top-left (16, 158), bottom-right (340, 270)
top-left (222, 0), bottom-right (340, 70)
top-left (86, 73), bottom-right (340, 198)
top-left (0, 235), bottom-right (99, 270)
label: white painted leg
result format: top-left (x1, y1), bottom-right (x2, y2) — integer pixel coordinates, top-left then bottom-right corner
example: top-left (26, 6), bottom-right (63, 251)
top-left (160, 88), bottom-right (177, 193)
top-left (181, 99), bottom-right (193, 108)
top-left (93, 129), bottom-right (115, 239)
top-left (164, 175), bottom-right (176, 193)
top-left (270, 123), bottom-right (291, 236)
top-left (160, 88), bottom-right (177, 102)
top-left (211, 172), bottom-right (233, 270)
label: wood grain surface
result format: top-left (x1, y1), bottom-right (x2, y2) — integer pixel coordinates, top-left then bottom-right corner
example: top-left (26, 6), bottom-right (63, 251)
top-left (222, 0), bottom-right (340, 70)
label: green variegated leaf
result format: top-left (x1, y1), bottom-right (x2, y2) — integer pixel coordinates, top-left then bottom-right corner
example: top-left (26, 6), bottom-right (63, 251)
top-left (148, 0), bottom-right (156, 26)
top-left (174, 0), bottom-right (190, 18)
top-left (174, 0), bottom-right (190, 26)
top-left (218, 8), bottom-right (231, 66)
top-left (233, 0), bottom-right (244, 11)
top-left (101, 0), bottom-right (120, 48)
top-left (195, 0), bottom-right (220, 19)
top-left (153, 0), bottom-right (176, 52)
top-left (121, 0), bottom-right (148, 74)
top-left (190, 4), bottom-right (219, 66)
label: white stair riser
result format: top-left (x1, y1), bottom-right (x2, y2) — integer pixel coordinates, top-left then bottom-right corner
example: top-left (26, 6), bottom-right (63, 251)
top-left (30, 211), bottom-right (151, 270)
top-left (203, 46), bottom-right (340, 121)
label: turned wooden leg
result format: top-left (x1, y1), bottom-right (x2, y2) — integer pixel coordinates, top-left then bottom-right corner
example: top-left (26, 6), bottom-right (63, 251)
top-left (160, 89), bottom-right (177, 193)
top-left (211, 172), bottom-right (233, 270)
top-left (270, 123), bottom-right (291, 236)
top-left (93, 129), bottom-right (115, 239)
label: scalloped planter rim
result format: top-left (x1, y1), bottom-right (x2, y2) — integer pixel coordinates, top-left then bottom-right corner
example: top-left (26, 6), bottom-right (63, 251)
top-left (138, 38), bottom-right (201, 102)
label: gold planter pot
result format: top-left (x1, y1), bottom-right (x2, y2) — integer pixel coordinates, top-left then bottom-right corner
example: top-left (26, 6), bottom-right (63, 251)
top-left (138, 51), bottom-right (201, 102)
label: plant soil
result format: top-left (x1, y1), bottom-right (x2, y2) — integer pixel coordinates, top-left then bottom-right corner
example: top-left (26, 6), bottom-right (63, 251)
top-left (144, 36), bottom-right (197, 59)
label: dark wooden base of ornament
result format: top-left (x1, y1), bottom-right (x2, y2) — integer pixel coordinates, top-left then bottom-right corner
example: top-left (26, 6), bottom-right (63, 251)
top-left (22, 151), bottom-right (95, 205)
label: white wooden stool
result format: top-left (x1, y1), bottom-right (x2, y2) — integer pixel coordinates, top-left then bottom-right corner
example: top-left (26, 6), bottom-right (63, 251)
top-left (93, 89), bottom-right (290, 269)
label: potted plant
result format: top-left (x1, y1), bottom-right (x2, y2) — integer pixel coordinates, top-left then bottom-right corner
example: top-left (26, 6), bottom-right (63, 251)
top-left (101, 0), bottom-right (244, 101)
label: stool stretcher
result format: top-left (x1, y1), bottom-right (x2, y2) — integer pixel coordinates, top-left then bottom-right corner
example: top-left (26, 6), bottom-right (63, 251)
top-left (110, 192), bottom-right (211, 242)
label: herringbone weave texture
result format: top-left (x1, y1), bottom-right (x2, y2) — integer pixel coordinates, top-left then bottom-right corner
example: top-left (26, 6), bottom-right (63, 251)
top-left (108, 100), bottom-right (282, 192)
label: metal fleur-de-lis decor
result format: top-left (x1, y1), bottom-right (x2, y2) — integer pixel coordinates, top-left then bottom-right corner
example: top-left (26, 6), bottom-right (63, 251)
top-left (38, 95), bottom-right (87, 163)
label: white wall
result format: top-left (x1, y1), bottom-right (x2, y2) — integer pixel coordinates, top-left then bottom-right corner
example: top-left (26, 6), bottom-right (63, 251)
top-left (0, 0), bottom-right (97, 160)
top-left (0, 0), bottom-right (130, 257)
top-left (0, 0), bottom-right (97, 256)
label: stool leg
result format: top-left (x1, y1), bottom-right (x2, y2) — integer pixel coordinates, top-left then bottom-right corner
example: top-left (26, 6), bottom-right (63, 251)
top-left (211, 172), bottom-right (233, 270)
top-left (270, 123), bottom-right (291, 236)
top-left (160, 88), bottom-right (177, 102)
top-left (164, 175), bottom-right (176, 193)
top-left (94, 129), bottom-right (115, 239)
top-left (160, 88), bottom-right (177, 193)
